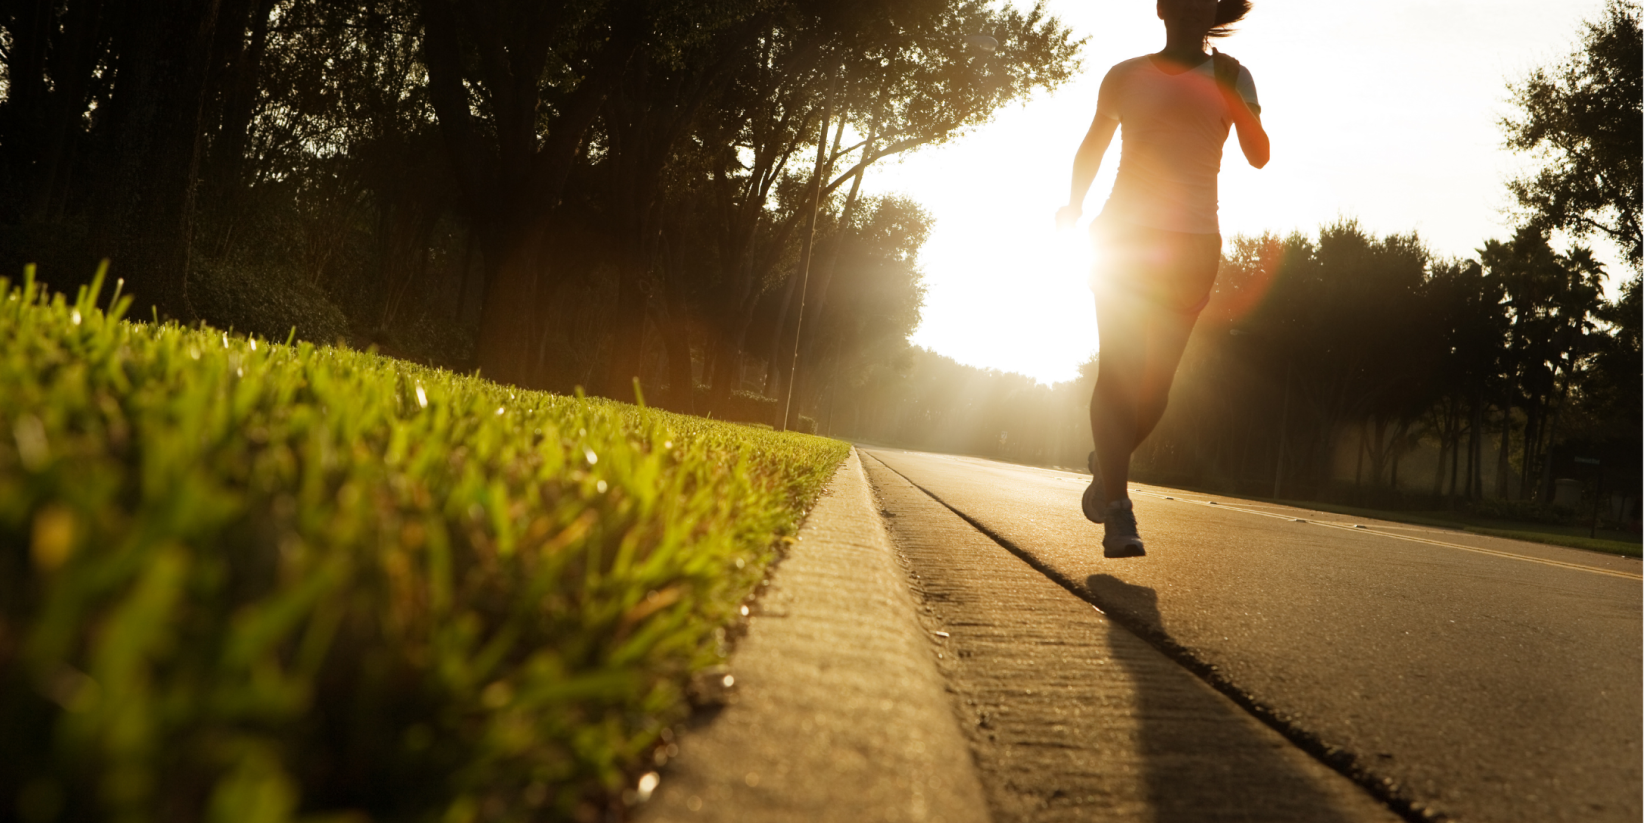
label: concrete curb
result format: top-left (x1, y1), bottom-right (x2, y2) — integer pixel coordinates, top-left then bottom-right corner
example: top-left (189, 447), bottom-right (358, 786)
top-left (638, 448), bottom-right (989, 823)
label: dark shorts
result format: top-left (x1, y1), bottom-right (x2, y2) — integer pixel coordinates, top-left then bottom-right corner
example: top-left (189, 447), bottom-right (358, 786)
top-left (1089, 220), bottom-right (1221, 315)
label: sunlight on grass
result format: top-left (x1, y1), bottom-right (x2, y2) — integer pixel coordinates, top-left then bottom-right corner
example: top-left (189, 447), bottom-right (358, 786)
top-left (0, 266), bottom-right (849, 821)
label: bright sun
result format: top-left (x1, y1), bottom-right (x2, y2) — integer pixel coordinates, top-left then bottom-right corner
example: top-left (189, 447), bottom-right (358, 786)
top-left (870, 0), bottom-right (1625, 388)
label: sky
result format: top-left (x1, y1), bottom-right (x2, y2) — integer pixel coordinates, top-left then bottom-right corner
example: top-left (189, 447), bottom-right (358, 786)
top-left (861, 0), bottom-right (1625, 385)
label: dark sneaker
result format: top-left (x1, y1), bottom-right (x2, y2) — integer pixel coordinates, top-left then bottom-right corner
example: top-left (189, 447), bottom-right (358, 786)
top-left (1102, 498), bottom-right (1146, 558)
top-left (1082, 450), bottom-right (1106, 524)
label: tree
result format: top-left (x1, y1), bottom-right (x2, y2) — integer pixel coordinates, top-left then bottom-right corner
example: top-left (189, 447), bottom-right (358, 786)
top-left (415, 0), bottom-right (662, 386)
top-left (1502, 0), bottom-right (1643, 269)
top-left (0, 0), bottom-right (272, 318)
top-left (687, 0), bottom-right (1082, 409)
top-left (1480, 226), bottom-right (1607, 501)
top-left (1422, 257), bottom-right (1505, 501)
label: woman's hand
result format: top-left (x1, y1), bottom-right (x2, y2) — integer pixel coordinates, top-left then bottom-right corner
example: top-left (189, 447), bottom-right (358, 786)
top-left (1056, 204), bottom-right (1083, 231)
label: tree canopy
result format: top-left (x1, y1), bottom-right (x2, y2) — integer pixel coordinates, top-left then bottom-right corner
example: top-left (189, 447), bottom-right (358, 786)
top-left (1503, 0), bottom-right (1643, 269)
top-left (0, 0), bottom-right (1084, 418)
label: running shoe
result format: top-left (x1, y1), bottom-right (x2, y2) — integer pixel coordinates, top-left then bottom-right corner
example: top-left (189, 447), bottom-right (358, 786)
top-left (1082, 450), bottom-right (1106, 523)
top-left (1102, 498), bottom-right (1146, 558)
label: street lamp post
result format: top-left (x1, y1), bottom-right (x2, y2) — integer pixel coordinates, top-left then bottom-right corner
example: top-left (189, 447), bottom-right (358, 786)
top-left (779, 70), bottom-right (837, 432)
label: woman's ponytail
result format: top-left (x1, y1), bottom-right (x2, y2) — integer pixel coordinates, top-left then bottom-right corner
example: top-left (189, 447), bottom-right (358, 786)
top-left (1208, 0), bottom-right (1252, 38)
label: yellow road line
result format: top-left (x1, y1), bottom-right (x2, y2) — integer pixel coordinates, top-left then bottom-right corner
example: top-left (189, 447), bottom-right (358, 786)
top-left (1130, 490), bottom-right (1643, 581)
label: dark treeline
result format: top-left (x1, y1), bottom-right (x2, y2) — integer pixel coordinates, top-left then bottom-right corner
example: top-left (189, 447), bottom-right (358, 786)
top-left (0, 0), bottom-right (1082, 422)
top-left (849, 219), bottom-right (1642, 524)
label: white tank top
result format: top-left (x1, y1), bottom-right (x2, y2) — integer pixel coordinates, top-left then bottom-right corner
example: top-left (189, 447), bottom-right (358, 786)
top-left (1096, 55), bottom-right (1260, 235)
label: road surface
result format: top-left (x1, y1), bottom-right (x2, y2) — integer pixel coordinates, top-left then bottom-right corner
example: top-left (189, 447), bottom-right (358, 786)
top-left (863, 447), bottom-right (1642, 823)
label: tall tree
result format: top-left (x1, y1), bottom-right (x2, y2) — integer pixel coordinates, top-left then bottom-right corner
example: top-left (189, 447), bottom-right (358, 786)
top-left (1481, 226), bottom-right (1608, 500)
top-left (1503, 0), bottom-right (1643, 269)
top-left (415, 0), bottom-right (656, 385)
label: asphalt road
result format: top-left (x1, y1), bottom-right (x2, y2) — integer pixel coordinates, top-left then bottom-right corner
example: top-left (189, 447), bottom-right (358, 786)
top-left (863, 448), bottom-right (1643, 823)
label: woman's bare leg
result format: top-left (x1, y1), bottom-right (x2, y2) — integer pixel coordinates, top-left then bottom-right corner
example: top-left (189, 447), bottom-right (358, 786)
top-left (1090, 295), bottom-right (1204, 504)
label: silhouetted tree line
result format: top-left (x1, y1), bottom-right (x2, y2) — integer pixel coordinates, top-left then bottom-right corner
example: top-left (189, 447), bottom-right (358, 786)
top-left (1146, 222), bottom-right (1639, 512)
top-left (0, 0), bottom-right (1081, 420)
top-left (845, 345), bottom-right (1091, 461)
top-left (849, 218), bottom-right (1640, 520)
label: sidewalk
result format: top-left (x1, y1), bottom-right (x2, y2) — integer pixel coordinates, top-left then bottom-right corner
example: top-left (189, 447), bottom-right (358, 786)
top-left (640, 447), bottom-right (1403, 823)
top-left (638, 448), bottom-right (990, 823)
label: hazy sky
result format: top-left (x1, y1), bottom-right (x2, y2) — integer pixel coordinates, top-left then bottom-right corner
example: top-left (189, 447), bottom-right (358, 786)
top-left (862, 0), bottom-right (1623, 384)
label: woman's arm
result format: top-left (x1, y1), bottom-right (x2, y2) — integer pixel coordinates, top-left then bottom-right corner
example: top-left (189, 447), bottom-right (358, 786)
top-left (1224, 84), bottom-right (1269, 168)
top-left (1056, 105), bottom-right (1120, 229)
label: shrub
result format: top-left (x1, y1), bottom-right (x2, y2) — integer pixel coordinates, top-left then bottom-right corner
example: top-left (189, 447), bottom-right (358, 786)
top-left (1465, 496), bottom-right (1575, 525)
top-left (188, 256), bottom-right (354, 347)
top-left (721, 391), bottom-right (778, 426)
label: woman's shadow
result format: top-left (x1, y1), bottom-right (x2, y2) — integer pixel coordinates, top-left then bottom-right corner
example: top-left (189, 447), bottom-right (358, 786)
top-left (1084, 573), bottom-right (1372, 823)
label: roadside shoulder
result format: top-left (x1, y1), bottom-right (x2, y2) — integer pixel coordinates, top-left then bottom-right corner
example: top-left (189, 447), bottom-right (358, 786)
top-left (639, 448), bottom-right (989, 823)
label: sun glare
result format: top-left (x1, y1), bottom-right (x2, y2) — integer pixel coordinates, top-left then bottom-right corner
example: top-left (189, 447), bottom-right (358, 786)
top-left (872, 0), bottom-right (1622, 386)
top-left (908, 201), bottom-right (1099, 386)
top-left (1052, 225), bottom-right (1096, 279)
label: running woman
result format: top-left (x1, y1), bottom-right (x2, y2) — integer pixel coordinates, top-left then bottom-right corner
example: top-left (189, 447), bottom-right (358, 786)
top-left (1056, 0), bottom-right (1269, 557)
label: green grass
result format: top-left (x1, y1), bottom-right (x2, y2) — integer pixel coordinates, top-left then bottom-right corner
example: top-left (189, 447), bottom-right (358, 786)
top-left (0, 266), bottom-right (850, 822)
top-left (1261, 499), bottom-right (1642, 559)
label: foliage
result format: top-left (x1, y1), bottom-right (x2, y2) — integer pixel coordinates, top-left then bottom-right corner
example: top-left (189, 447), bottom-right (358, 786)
top-left (1460, 527), bottom-right (1640, 558)
top-left (1502, 0), bottom-right (1643, 268)
top-left (1464, 496), bottom-right (1581, 526)
top-left (721, 391), bottom-right (780, 426)
top-left (0, 269), bottom-right (848, 822)
top-left (187, 257), bottom-right (354, 347)
top-left (0, 0), bottom-right (1083, 420)
top-left (1256, 500), bottom-right (1640, 557)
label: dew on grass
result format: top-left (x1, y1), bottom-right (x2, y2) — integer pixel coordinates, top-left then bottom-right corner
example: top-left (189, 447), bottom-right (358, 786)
top-left (14, 415), bottom-right (48, 469)
top-left (3, 273), bottom-right (856, 819)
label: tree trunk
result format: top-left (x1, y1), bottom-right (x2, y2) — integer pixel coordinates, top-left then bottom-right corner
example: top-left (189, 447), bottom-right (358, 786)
top-left (200, 0), bottom-right (277, 246)
top-left (0, 0), bottom-right (109, 225)
top-left (1519, 403), bottom-right (1541, 502)
top-left (788, 114), bottom-right (863, 415)
top-left (1469, 394), bottom-right (1485, 500)
top-left (764, 273), bottom-right (802, 398)
top-left (420, 0), bottom-right (642, 383)
top-left (1391, 424), bottom-right (1405, 490)
top-left (92, 0), bottom-right (226, 320)
top-left (604, 257), bottom-right (651, 402)
top-left (1354, 420), bottom-right (1367, 490)
top-left (1432, 405), bottom-right (1450, 498)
